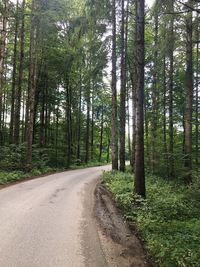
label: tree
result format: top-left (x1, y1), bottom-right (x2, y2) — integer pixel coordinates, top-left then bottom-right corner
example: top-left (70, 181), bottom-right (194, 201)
top-left (184, 0), bottom-right (193, 183)
top-left (0, 0), bottom-right (8, 137)
top-left (26, 0), bottom-right (39, 169)
top-left (111, 0), bottom-right (118, 170)
top-left (134, 0), bottom-right (145, 197)
top-left (119, 0), bottom-right (126, 172)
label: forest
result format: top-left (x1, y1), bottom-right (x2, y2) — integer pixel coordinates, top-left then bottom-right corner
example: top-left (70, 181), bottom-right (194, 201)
top-left (0, 0), bottom-right (200, 266)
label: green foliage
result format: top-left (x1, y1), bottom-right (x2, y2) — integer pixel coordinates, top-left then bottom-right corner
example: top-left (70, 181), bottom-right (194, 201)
top-left (102, 171), bottom-right (200, 267)
top-left (0, 171), bottom-right (27, 184)
top-left (0, 162), bottom-right (109, 185)
top-left (0, 144), bottom-right (26, 171)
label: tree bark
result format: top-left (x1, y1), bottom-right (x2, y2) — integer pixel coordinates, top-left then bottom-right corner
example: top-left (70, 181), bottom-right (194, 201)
top-left (184, 3), bottom-right (193, 183)
top-left (0, 0), bottom-right (8, 132)
top-left (134, 0), bottom-right (145, 197)
top-left (9, 0), bottom-right (19, 144)
top-left (111, 0), bottom-right (118, 170)
top-left (169, 0), bottom-right (175, 178)
top-left (151, 2), bottom-right (158, 174)
top-left (14, 0), bottom-right (26, 145)
top-left (85, 83), bottom-right (90, 164)
top-left (77, 74), bottom-right (82, 161)
top-left (99, 105), bottom-right (104, 162)
top-left (119, 0), bottom-right (126, 172)
top-left (26, 0), bottom-right (39, 169)
top-left (195, 15), bottom-right (199, 170)
top-left (163, 56), bottom-right (169, 177)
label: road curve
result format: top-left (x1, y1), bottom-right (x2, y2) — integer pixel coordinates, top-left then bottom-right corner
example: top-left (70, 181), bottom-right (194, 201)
top-left (0, 165), bottom-right (111, 267)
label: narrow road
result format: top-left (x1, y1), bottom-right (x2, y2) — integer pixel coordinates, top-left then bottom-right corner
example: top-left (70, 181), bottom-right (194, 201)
top-left (0, 166), bottom-right (110, 267)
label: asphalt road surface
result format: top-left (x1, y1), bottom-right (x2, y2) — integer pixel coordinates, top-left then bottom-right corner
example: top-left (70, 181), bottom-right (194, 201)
top-left (0, 166), bottom-right (111, 267)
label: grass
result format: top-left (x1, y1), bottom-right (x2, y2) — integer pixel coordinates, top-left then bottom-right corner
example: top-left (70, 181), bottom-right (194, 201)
top-left (102, 170), bottom-right (200, 267)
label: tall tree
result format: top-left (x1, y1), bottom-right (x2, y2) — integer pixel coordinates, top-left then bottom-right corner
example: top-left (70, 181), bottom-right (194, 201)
top-left (9, 0), bottom-right (19, 144)
top-left (111, 0), bottom-right (118, 170)
top-left (134, 0), bottom-right (145, 197)
top-left (26, 0), bottom-right (39, 169)
top-left (119, 0), bottom-right (126, 172)
top-left (14, 0), bottom-right (26, 145)
top-left (0, 0), bottom-right (8, 135)
top-left (151, 0), bottom-right (159, 174)
top-left (184, 0), bottom-right (193, 183)
top-left (168, 0), bottom-right (175, 178)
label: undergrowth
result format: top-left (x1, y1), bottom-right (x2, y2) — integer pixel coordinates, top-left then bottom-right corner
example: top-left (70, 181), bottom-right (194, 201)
top-left (102, 170), bottom-right (200, 267)
top-left (0, 167), bottom-right (62, 185)
top-left (0, 162), bottom-right (109, 185)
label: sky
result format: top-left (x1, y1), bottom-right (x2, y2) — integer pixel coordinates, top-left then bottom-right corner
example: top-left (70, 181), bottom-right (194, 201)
top-left (146, 0), bottom-right (155, 7)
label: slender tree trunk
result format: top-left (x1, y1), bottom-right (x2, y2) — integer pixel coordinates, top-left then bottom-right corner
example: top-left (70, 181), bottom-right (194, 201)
top-left (9, 0), bottom-right (19, 144)
top-left (127, 92), bottom-right (131, 165)
top-left (107, 136), bottom-right (110, 163)
top-left (77, 74), bottom-right (82, 161)
top-left (134, 0), bottom-right (145, 197)
top-left (91, 85), bottom-right (94, 161)
top-left (2, 62), bottom-right (8, 144)
top-left (85, 83), bottom-right (90, 164)
top-left (111, 0), bottom-right (118, 170)
top-left (55, 104), bottom-right (59, 167)
top-left (184, 4), bottom-right (193, 183)
top-left (169, 0), bottom-right (175, 178)
top-left (0, 0), bottom-right (8, 133)
top-left (119, 0), bottom-right (126, 172)
top-left (99, 105), bottom-right (104, 162)
top-left (132, 77), bottom-right (137, 169)
top-left (129, 1), bottom-right (137, 170)
top-left (14, 0), bottom-right (26, 145)
top-left (26, 0), bottom-right (39, 169)
top-left (151, 3), bottom-right (158, 174)
top-left (65, 77), bottom-right (72, 167)
top-left (40, 73), bottom-right (46, 147)
top-left (195, 19), bottom-right (199, 170)
top-left (163, 56), bottom-right (169, 177)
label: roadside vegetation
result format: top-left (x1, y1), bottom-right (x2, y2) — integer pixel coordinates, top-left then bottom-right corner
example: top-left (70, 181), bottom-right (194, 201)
top-left (0, 144), bottom-right (109, 185)
top-left (102, 170), bottom-right (200, 267)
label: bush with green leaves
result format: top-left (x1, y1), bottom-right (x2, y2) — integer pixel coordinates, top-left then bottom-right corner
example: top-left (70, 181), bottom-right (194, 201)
top-left (102, 171), bottom-right (200, 267)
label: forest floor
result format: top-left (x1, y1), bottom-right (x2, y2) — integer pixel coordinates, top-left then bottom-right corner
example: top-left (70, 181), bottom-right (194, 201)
top-left (94, 183), bottom-right (153, 267)
top-left (101, 170), bottom-right (200, 267)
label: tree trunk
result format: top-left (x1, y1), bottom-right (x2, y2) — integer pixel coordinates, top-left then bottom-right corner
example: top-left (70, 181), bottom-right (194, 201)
top-left (99, 105), bottom-right (104, 162)
top-left (0, 0), bottom-right (8, 132)
top-left (66, 79), bottom-right (72, 167)
top-left (91, 85), bottom-right (94, 161)
top-left (195, 18), bottom-right (199, 170)
top-left (168, 0), bottom-right (174, 178)
top-left (134, 0), bottom-right (145, 197)
top-left (77, 74), bottom-right (82, 161)
top-left (26, 0), bottom-right (39, 169)
top-left (151, 2), bottom-right (158, 174)
top-left (163, 56), bottom-right (169, 177)
top-left (9, 0), bottom-right (19, 144)
top-left (107, 136), bottom-right (110, 163)
top-left (119, 0), bottom-right (126, 172)
top-left (111, 0), bottom-right (118, 170)
top-left (85, 83), bottom-right (90, 164)
top-left (14, 0), bottom-right (26, 145)
top-left (184, 3), bottom-right (193, 183)
top-left (127, 90), bottom-right (131, 165)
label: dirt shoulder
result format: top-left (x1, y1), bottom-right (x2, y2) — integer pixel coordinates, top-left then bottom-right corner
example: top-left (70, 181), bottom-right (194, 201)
top-left (94, 183), bottom-right (155, 267)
